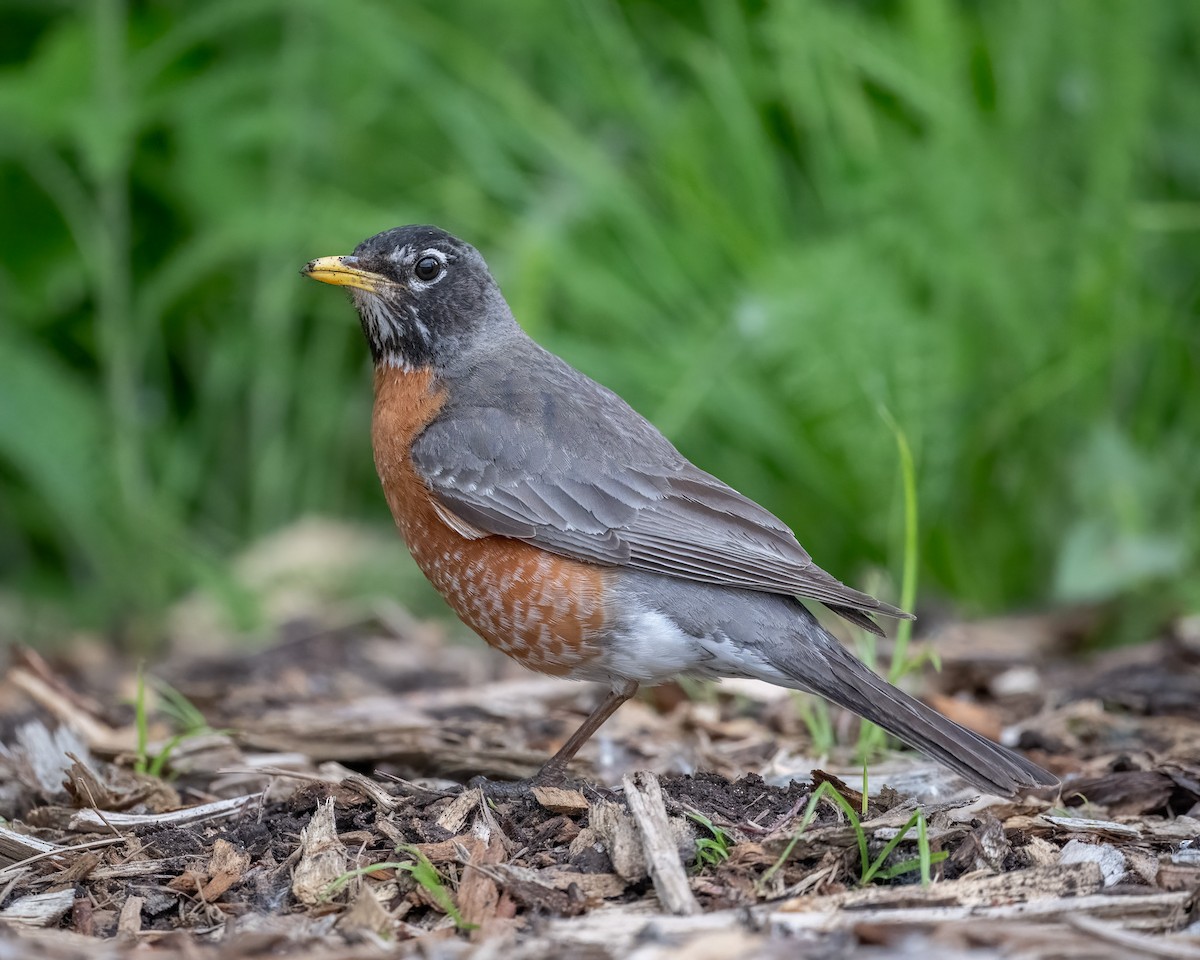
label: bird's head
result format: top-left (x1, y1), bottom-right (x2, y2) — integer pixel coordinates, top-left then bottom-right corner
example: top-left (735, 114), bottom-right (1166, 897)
top-left (303, 225), bottom-right (514, 370)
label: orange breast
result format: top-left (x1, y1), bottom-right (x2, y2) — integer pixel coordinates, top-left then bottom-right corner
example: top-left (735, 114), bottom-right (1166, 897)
top-left (371, 366), bottom-right (607, 676)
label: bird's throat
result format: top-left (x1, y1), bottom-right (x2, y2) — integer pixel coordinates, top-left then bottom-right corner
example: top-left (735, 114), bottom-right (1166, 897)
top-left (357, 295), bottom-right (435, 370)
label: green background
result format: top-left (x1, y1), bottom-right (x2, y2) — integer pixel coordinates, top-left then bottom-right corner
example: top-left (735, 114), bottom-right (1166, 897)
top-left (1, 0), bottom-right (1197, 646)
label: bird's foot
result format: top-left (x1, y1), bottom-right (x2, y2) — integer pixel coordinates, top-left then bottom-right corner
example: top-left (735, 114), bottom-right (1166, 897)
top-left (465, 761), bottom-right (582, 799)
top-left (465, 775), bottom-right (532, 799)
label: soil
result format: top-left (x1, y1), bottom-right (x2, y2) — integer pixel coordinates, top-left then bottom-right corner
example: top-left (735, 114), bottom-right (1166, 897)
top-left (1, 603), bottom-right (1198, 958)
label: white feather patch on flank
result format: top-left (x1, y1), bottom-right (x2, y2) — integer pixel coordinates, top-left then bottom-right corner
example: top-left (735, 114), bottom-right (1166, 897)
top-left (695, 633), bottom-right (796, 687)
top-left (605, 608), bottom-right (705, 684)
top-left (605, 604), bottom-right (796, 687)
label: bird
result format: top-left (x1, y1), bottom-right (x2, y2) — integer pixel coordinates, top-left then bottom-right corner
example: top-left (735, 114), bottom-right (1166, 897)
top-left (302, 224), bottom-right (1059, 797)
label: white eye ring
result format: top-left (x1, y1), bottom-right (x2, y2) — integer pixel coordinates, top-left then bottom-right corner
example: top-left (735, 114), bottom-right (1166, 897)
top-left (414, 255), bottom-right (442, 282)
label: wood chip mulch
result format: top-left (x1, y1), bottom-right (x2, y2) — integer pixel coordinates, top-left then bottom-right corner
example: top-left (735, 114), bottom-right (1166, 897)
top-left (1, 606), bottom-right (1198, 958)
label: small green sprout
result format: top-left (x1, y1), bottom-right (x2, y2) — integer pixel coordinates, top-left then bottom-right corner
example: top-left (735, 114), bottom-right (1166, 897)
top-left (131, 664), bottom-right (217, 778)
top-left (686, 811), bottom-right (733, 870)
top-left (323, 844), bottom-right (473, 930)
top-left (761, 780), bottom-right (946, 889)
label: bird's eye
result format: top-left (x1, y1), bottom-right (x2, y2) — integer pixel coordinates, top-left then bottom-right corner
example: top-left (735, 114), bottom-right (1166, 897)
top-left (414, 256), bottom-right (442, 282)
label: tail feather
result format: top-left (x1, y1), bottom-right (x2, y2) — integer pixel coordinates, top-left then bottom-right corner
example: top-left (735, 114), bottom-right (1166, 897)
top-left (771, 628), bottom-right (1059, 797)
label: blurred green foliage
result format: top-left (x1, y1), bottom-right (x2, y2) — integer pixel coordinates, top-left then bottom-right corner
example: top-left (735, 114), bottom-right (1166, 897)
top-left (1, 0), bottom-right (1197, 643)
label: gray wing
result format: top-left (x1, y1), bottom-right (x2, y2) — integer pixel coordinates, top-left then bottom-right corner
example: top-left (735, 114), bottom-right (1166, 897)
top-left (412, 344), bottom-right (909, 631)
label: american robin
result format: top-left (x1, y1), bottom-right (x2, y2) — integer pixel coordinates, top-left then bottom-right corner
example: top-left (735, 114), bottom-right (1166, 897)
top-left (302, 225), bottom-right (1058, 797)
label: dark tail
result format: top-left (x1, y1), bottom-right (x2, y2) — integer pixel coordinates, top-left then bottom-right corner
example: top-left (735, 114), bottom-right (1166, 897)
top-left (769, 625), bottom-right (1059, 797)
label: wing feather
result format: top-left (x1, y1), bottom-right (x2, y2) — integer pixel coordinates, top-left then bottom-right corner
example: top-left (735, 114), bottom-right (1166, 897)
top-left (410, 343), bottom-right (910, 631)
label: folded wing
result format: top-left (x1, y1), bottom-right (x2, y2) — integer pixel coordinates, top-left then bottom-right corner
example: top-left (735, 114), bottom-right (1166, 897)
top-left (411, 365), bottom-right (908, 634)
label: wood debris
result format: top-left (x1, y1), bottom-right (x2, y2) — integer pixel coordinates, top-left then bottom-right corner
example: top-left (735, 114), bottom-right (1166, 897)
top-left (0, 608), bottom-right (1198, 958)
top-left (622, 771), bottom-right (699, 916)
top-left (291, 798), bottom-right (348, 906)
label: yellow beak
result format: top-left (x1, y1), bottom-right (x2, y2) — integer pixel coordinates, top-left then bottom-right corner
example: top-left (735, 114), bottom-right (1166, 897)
top-left (301, 256), bottom-right (389, 293)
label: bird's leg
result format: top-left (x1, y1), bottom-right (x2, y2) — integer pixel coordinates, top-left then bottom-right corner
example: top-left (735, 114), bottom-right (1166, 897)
top-left (533, 679), bottom-right (639, 784)
top-left (470, 679), bottom-right (638, 796)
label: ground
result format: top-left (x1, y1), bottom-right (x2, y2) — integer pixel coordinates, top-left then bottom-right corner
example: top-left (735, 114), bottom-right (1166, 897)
top-left (1, 598), bottom-right (1198, 958)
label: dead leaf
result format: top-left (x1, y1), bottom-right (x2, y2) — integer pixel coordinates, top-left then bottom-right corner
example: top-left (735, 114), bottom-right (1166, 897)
top-left (199, 839), bottom-right (251, 900)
